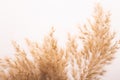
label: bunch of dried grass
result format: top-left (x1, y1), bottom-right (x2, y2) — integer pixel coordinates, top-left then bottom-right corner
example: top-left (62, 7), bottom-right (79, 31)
top-left (0, 3), bottom-right (120, 80)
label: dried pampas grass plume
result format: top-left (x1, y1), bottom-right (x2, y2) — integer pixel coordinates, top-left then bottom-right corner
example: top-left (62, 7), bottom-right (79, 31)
top-left (0, 3), bottom-right (120, 80)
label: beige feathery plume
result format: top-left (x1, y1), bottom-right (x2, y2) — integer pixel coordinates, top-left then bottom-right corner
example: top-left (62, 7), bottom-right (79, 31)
top-left (0, 3), bottom-right (119, 80)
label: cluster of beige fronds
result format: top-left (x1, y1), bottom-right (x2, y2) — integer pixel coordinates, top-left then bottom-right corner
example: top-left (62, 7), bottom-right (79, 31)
top-left (0, 4), bottom-right (120, 80)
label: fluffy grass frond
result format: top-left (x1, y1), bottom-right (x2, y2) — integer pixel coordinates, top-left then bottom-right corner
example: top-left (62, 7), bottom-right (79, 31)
top-left (0, 3), bottom-right (119, 80)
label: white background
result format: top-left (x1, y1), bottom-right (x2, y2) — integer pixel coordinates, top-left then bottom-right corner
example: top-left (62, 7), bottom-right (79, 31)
top-left (0, 0), bottom-right (120, 80)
